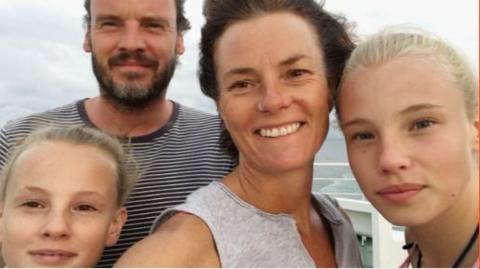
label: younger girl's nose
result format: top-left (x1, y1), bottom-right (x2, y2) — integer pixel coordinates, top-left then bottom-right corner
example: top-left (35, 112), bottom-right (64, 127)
top-left (40, 211), bottom-right (72, 239)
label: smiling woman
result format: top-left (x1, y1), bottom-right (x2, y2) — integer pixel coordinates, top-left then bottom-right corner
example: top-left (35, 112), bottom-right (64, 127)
top-left (115, 0), bottom-right (362, 267)
top-left (213, 13), bottom-right (331, 173)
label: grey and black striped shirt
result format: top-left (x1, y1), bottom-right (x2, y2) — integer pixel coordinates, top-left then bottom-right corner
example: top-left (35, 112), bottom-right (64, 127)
top-left (0, 99), bottom-right (235, 267)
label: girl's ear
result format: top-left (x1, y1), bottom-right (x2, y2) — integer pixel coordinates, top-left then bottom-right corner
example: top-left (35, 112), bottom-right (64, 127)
top-left (0, 202), bottom-right (4, 243)
top-left (105, 207), bottom-right (127, 247)
top-left (472, 120), bottom-right (479, 152)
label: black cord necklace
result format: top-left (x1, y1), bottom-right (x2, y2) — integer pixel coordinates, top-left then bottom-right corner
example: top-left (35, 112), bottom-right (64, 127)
top-left (416, 224), bottom-right (479, 268)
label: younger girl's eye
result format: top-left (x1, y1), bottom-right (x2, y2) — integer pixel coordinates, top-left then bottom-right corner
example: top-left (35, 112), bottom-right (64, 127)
top-left (21, 200), bottom-right (44, 209)
top-left (75, 204), bottom-right (97, 212)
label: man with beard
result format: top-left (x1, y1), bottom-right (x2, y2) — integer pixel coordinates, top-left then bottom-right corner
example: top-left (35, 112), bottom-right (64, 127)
top-left (0, 0), bottom-right (235, 267)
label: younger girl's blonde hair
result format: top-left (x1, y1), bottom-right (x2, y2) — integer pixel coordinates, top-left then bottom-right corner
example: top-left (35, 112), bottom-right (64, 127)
top-left (0, 126), bottom-right (138, 206)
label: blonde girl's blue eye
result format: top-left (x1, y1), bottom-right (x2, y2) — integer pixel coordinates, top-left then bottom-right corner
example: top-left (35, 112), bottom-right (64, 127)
top-left (352, 132), bottom-right (374, 141)
top-left (411, 119), bottom-right (435, 131)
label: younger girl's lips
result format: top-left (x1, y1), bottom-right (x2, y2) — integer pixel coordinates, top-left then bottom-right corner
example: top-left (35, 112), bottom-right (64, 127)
top-left (28, 249), bottom-right (77, 265)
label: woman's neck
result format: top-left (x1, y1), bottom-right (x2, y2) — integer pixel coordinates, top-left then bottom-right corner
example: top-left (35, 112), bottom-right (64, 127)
top-left (223, 163), bottom-right (313, 217)
top-left (410, 177), bottom-right (479, 267)
top-left (222, 163), bottom-right (337, 267)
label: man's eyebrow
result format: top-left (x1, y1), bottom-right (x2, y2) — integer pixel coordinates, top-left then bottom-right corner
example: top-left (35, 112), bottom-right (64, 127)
top-left (94, 15), bottom-right (170, 25)
top-left (94, 14), bottom-right (121, 22)
top-left (142, 16), bottom-right (168, 21)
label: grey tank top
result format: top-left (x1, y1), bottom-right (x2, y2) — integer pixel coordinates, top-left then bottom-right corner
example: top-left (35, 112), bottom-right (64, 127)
top-left (151, 181), bottom-right (362, 268)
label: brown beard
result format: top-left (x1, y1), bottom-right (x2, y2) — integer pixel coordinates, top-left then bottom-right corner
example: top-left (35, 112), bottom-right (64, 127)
top-left (91, 50), bottom-right (177, 112)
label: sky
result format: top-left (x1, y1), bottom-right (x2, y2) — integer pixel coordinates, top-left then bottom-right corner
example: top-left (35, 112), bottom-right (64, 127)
top-left (0, 0), bottom-right (478, 127)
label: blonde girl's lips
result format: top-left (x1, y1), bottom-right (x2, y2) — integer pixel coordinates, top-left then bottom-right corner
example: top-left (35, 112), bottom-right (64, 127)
top-left (377, 184), bottom-right (425, 203)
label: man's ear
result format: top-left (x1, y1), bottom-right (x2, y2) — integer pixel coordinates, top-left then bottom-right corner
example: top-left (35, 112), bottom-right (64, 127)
top-left (175, 33), bottom-right (185, 56)
top-left (105, 207), bottom-right (127, 247)
top-left (83, 31), bottom-right (92, 53)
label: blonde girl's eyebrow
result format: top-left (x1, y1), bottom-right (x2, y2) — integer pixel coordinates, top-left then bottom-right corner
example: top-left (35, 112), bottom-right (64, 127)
top-left (74, 191), bottom-right (108, 201)
top-left (18, 185), bottom-right (49, 195)
top-left (398, 103), bottom-right (443, 116)
top-left (341, 118), bottom-right (371, 130)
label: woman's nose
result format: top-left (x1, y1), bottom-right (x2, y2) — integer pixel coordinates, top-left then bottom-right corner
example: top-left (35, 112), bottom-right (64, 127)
top-left (257, 81), bottom-right (292, 113)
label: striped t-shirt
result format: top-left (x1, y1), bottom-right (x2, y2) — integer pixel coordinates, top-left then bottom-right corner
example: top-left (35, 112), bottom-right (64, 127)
top-left (0, 99), bottom-right (236, 267)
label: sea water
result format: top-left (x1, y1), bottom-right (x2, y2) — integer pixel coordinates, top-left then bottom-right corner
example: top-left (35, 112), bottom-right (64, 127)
top-left (314, 129), bottom-right (364, 200)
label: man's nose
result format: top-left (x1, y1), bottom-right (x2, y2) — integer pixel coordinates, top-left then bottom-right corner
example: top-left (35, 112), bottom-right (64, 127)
top-left (118, 23), bottom-right (147, 52)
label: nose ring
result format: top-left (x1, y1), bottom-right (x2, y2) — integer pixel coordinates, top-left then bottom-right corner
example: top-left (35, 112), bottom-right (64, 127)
top-left (257, 102), bottom-right (265, 112)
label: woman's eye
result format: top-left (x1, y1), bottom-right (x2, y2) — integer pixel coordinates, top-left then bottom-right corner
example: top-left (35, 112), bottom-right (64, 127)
top-left (286, 69), bottom-right (309, 79)
top-left (228, 80), bottom-right (255, 91)
top-left (411, 119), bottom-right (435, 130)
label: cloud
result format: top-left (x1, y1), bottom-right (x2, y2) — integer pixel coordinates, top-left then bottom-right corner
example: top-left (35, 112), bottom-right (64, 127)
top-left (0, 0), bottom-right (96, 114)
top-left (0, 105), bottom-right (33, 126)
top-left (0, 0), bottom-right (478, 126)
top-left (326, 0), bottom-right (479, 63)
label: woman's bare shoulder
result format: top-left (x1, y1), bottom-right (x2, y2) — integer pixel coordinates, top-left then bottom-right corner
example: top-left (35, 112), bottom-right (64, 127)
top-left (115, 212), bottom-right (219, 267)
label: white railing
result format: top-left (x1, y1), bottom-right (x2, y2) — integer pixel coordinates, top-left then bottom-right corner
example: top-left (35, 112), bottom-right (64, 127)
top-left (313, 161), bottom-right (363, 200)
top-left (337, 198), bottom-right (407, 267)
top-left (313, 162), bottom-right (408, 267)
